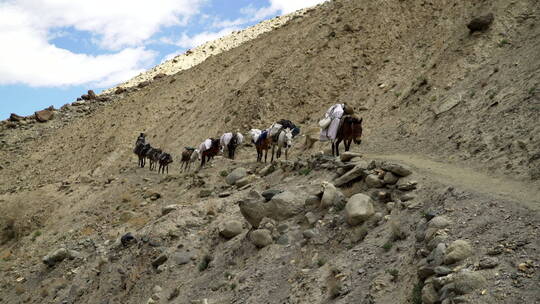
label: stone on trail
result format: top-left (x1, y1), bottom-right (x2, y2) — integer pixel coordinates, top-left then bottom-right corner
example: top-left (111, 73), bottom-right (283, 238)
top-left (334, 161), bottom-right (369, 186)
top-left (365, 174), bottom-right (384, 188)
top-left (220, 220), bottom-right (243, 239)
top-left (235, 175), bottom-right (258, 187)
top-left (250, 229), bottom-right (273, 248)
top-left (152, 254), bottom-right (168, 268)
top-left (339, 152), bottom-right (362, 162)
top-left (345, 194), bottom-right (374, 226)
top-left (305, 212), bottom-right (319, 225)
top-left (226, 168), bottom-right (248, 185)
top-left (444, 240), bottom-right (473, 265)
top-left (381, 163), bottom-right (412, 177)
top-left (261, 189), bottom-right (283, 201)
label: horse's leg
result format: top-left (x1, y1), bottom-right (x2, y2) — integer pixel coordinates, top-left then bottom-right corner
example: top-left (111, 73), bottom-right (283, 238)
top-left (331, 142), bottom-right (335, 157)
top-left (285, 148), bottom-right (288, 161)
top-left (264, 148), bottom-right (268, 163)
top-left (271, 145), bottom-right (275, 162)
top-left (335, 139), bottom-right (342, 157)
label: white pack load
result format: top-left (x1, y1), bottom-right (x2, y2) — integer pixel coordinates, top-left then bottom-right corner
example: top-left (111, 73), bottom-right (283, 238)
top-left (320, 104), bottom-right (345, 142)
top-left (199, 138), bottom-right (213, 152)
top-left (220, 133), bottom-right (233, 147)
top-left (268, 123), bottom-right (283, 138)
top-left (248, 129), bottom-right (262, 144)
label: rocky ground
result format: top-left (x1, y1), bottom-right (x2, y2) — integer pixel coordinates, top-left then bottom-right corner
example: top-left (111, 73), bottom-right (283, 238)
top-left (0, 0), bottom-right (539, 303)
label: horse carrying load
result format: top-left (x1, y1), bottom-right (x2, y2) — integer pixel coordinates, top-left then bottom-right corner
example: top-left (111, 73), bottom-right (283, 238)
top-left (319, 104), bottom-right (362, 156)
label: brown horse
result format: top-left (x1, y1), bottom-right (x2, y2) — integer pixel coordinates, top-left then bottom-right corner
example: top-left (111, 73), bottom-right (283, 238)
top-left (200, 138), bottom-right (220, 168)
top-left (255, 135), bottom-right (272, 163)
top-left (332, 115), bottom-right (363, 156)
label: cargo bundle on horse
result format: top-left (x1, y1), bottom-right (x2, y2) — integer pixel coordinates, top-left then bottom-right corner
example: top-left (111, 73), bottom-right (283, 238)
top-left (199, 138), bottom-right (220, 167)
top-left (220, 132), bottom-right (243, 160)
top-left (319, 104), bottom-right (362, 156)
top-left (249, 129), bottom-right (271, 162)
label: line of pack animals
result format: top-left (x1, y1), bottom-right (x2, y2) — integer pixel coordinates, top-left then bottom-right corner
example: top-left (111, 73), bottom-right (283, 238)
top-left (133, 104), bottom-right (363, 173)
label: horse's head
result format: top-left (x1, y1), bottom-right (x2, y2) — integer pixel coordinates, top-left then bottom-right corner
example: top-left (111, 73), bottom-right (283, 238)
top-left (343, 116), bottom-right (363, 144)
top-left (283, 129), bottom-right (294, 148)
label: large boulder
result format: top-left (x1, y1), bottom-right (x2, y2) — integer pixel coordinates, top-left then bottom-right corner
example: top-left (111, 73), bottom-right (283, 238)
top-left (35, 109), bottom-right (54, 122)
top-left (239, 191), bottom-right (267, 228)
top-left (250, 229), bottom-right (273, 248)
top-left (467, 13), bottom-right (494, 33)
top-left (220, 220), bottom-right (243, 239)
top-left (383, 172), bottom-right (399, 185)
top-left (268, 191), bottom-right (304, 220)
top-left (345, 194), bottom-right (374, 226)
top-left (444, 240), bottom-right (473, 264)
top-left (334, 161), bottom-right (369, 186)
top-left (226, 168), bottom-right (248, 185)
top-left (320, 182), bottom-right (343, 208)
top-left (381, 163), bottom-right (412, 177)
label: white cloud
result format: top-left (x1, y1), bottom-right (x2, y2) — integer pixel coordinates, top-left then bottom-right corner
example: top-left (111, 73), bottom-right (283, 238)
top-left (0, 0), bottom-right (203, 87)
top-left (251, 0), bottom-right (327, 19)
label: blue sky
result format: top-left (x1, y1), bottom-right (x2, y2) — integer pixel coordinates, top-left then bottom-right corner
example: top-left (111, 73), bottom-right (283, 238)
top-left (0, 0), bottom-right (325, 120)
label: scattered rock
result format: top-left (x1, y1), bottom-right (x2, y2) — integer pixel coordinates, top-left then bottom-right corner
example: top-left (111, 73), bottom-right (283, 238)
top-left (434, 266), bottom-right (452, 276)
top-left (121, 233), bottom-right (136, 246)
top-left (365, 174), bottom-right (384, 188)
top-left (235, 175), bottom-right (257, 187)
top-left (339, 151), bottom-right (362, 162)
top-left (220, 220), bottom-right (243, 239)
top-left (42, 248), bottom-right (77, 267)
top-left (383, 172), bottom-right (399, 185)
top-left (9, 113), bottom-right (25, 122)
top-left (250, 229), bottom-right (273, 248)
top-left (320, 182), bottom-right (343, 208)
top-left (261, 189), bottom-right (282, 201)
top-left (428, 216), bottom-right (452, 229)
top-left (87, 90), bottom-right (97, 99)
top-left (305, 212), bottom-right (319, 225)
top-left (400, 193), bottom-right (415, 202)
top-left (397, 181), bottom-right (418, 191)
top-left (444, 240), bottom-right (473, 265)
top-left (334, 161), bottom-right (369, 186)
top-left (226, 168), bottom-right (248, 185)
top-left (428, 243), bottom-right (447, 266)
top-left (303, 228), bottom-right (318, 239)
top-left (199, 189), bottom-right (212, 198)
top-left (381, 163), bottom-right (412, 177)
top-left (467, 13), bottom-right (494, 33)
top-left (453, 270), bottom-right (487, 294)
top-left (305, 195), bottom-right (321, 207)
top-left (478, 257), bottom-right (499, 269)
top-left (114, 87), bottom-right (127, 94)
top-left (259, 164), bottom-right (276, 176)
top-left (161, 205), bottom-right (178, 216)
top-left (172, 251), bottom-right (194, 265)
top-left (218, 192), bottom-right (231, 198)
top-left (345, 194), bottom-right (375, 226)
top-left (152, 254), bottom-right (168, 268)
top-left (422, 283), bottom-right (438, 304)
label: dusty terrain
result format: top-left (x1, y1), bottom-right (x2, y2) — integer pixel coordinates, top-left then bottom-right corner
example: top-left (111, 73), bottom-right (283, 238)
top-left (0, 0), bottom-right (539, 303)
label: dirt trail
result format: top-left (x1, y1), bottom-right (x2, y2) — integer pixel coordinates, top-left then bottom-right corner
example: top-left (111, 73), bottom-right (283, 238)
top-left (366, 153), bottom-right (540, 211)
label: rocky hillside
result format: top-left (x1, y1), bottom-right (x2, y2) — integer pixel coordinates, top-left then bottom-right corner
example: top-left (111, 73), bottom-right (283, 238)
top-left (0, 0), bottom-right (539, 303)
